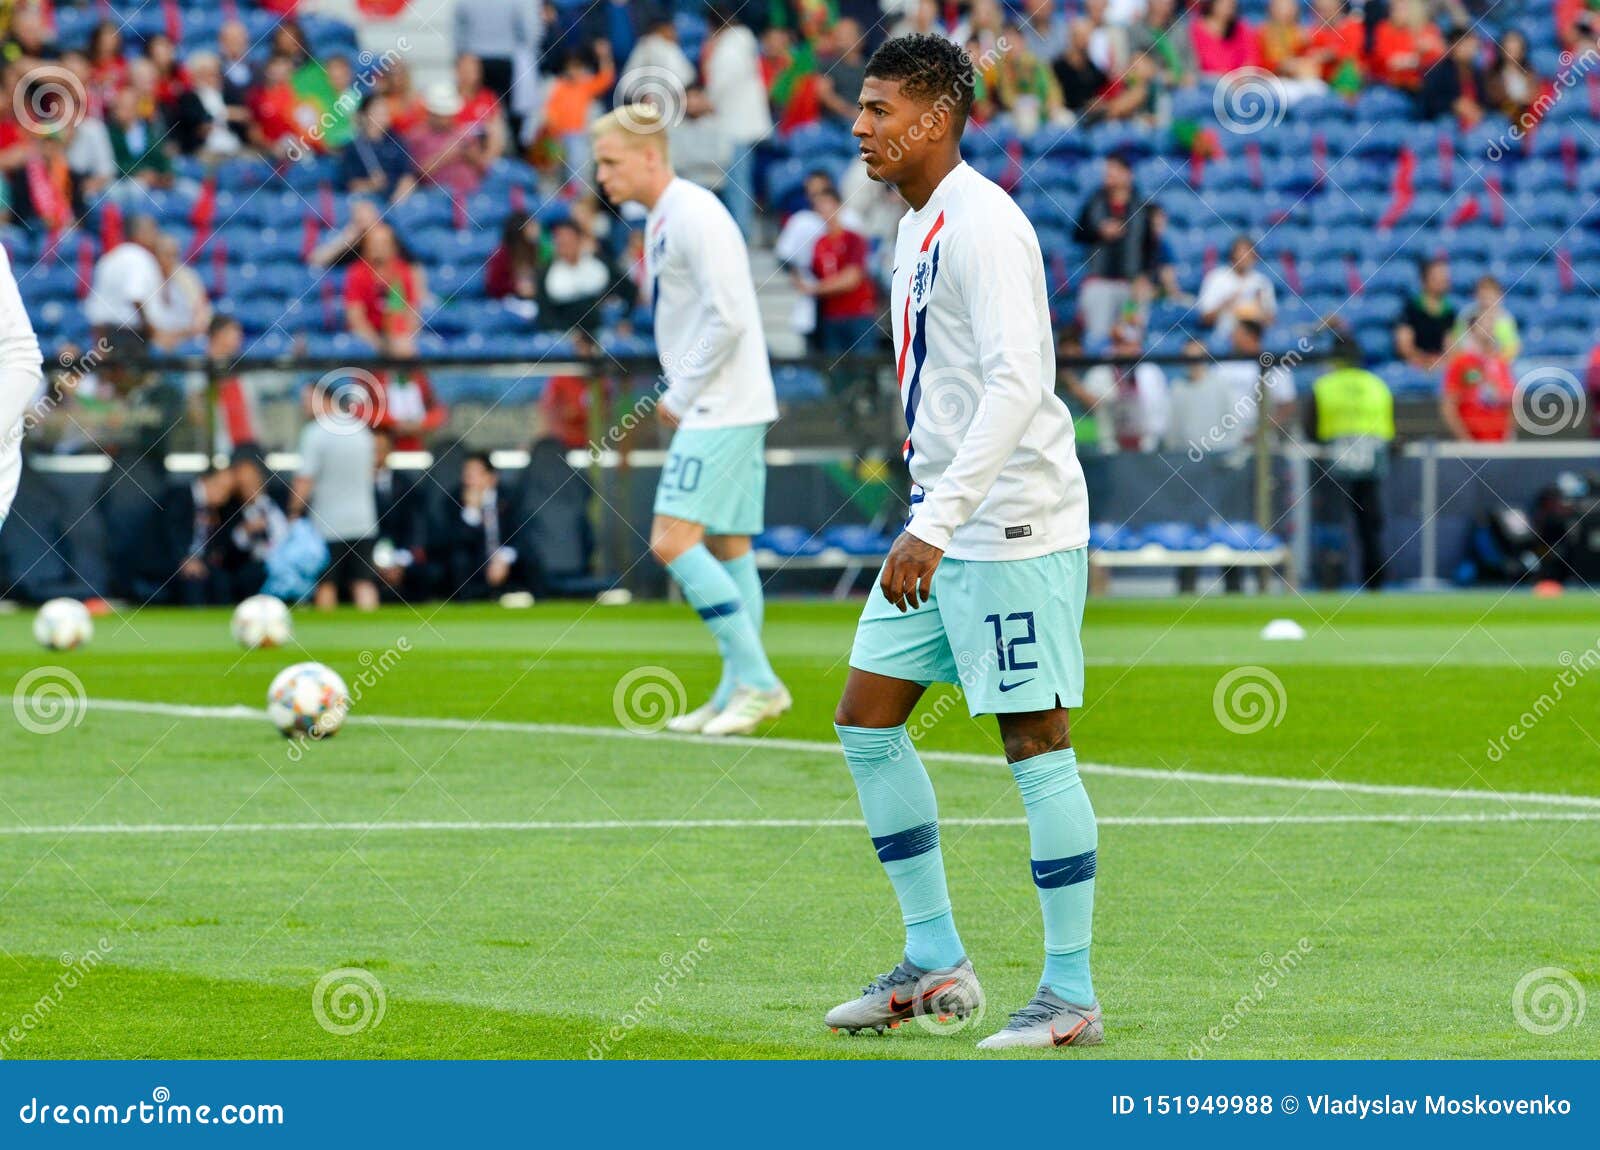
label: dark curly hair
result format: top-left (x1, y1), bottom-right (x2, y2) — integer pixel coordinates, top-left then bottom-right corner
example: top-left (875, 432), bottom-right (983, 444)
top-left (863, 33), bottom-right (977, 126)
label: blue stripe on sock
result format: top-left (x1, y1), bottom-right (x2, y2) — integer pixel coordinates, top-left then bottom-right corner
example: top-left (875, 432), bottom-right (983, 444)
top-left (1031, 849), bottom-right (1097, 889)
top-left (872, 821), bottom-right (940, 863)
top-left (695, 600), bottom-right (743, 620)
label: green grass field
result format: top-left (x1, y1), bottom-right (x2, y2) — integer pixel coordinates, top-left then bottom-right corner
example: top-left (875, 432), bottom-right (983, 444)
top-left (0, 592), bottom-right (1596, 1059)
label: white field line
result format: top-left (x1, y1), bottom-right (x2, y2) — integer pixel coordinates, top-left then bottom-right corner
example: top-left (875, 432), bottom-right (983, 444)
top-left (19, 695), bottom-right (1600, 812)
top-left (1, 813), bottom-right (1598, 837)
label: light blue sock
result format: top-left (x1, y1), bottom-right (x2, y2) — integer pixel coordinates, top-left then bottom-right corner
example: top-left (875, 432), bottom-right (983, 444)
top-left (712, 551), bottom-right (766, 708)
top-left (1010, 747), bottom-right (1097, 1005)
top-left (836, 723), bottom-right (965, 971)
top-left (666, 546), bottom-right (777, 692)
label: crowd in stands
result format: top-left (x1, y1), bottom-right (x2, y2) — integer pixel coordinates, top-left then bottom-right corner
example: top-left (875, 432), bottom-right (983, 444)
top-left (2, 0), bottom-right (1597, 606)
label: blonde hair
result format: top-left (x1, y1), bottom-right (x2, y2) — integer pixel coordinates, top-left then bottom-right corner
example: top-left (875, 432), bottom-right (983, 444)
top-left (591, 103), bottom-right (672, 157)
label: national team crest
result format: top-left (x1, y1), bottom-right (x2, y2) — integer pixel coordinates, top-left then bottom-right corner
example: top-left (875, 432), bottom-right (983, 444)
top-left (910, 248), bottom-right (937, 312)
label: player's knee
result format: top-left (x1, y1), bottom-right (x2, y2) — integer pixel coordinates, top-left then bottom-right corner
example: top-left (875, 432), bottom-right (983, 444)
top-left (1001, 720), bottom-right (1071, 764)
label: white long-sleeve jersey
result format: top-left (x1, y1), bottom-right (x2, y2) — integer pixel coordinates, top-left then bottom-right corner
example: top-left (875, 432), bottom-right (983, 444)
top-left (645, 177), bottom-right (777, 430)
top-left (893, 162), bottom-right (1088, 561)
top-left (0, 243), bottom-right (44, 524)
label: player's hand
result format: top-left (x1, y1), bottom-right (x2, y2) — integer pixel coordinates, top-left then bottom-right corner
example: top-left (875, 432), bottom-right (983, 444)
top-left (658, 401), bottom-right (680, 429)
top-left (880, 532), bottom-right (943, 612)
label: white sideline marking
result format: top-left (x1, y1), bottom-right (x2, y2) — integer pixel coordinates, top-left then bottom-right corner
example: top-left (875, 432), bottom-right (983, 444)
top-left (1, 813), bottom-right (1598, 837)
top-left (23, 695), bottom-right (1600, 812)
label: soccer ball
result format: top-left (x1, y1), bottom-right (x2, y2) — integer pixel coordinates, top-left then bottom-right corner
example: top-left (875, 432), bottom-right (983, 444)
top-left (232, 594), bottom-right (293, 649)
top-left (33, 599), bottom-right (93, 650)
top-left (266, 662), bottom-right (351, 739)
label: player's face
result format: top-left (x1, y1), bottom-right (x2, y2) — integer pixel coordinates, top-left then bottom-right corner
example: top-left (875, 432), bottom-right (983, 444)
top-left (593, 133), bottom-right (650, 207)
top-left (853, 75), bottom-right (952, 187)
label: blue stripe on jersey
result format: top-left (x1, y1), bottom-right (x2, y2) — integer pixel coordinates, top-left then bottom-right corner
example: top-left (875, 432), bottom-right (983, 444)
top-left (902, 243), bottom-right (942, 467)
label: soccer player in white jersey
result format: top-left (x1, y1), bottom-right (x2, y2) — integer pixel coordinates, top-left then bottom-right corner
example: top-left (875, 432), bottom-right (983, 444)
top-left (823, 35), bottom-right (1102, 1049)
top-left (592, 104), bottom-right (789, 737)
top-left (0, 241), bottom-right (44, 536)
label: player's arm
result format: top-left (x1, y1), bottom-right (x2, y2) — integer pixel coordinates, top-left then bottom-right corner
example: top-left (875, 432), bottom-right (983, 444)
top-left (882, 224), bottom-right (1046, 611)
top-left (657, 204), bottom-right (749, 418)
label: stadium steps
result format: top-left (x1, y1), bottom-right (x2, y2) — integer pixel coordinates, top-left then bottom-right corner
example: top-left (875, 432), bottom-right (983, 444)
top-left (320, 0), bottom-right (454, 89)
top-left (749, 247), bottom-right (807, 359)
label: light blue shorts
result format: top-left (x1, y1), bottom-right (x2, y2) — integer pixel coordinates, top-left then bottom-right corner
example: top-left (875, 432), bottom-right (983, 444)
top-left (849, 548), bottom-right (1088, 716)
top-left (653, 423), bottom-right (767, 536)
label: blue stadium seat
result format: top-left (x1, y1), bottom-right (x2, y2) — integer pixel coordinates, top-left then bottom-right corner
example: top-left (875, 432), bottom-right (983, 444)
top-left (756, 526), bottom-right (825, 558)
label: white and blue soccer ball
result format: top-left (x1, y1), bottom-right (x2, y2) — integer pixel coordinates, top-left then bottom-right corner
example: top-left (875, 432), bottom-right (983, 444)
top-left (267, 662), bottom-right (350, 739)
top-left (232, 594), bottom-right (293, 649)
top-left (33, 598), bottom-right (93, 651)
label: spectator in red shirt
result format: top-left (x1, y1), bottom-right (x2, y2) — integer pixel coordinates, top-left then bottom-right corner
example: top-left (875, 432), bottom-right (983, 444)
top-left (1442, 312), bottom-right (1516, 443)
top-left (405, 82), bottom-right (494, 197)
top-left (1304, 0), bottom-right (1366, 85)
top-left (1191, 0), bottom-right (1259, 77)
top-left (1369, 0), bottom-right (1445, 92)
top-left (803, 188), bottom-right (879, 357)
top-left (1557, 0), bottom-right (1600, 55)
top-left (454, 53), bottom-right (504, 155)
top-left (343, 222), bottom-right (424, 349)
top-left (87, 21), bottom-right (128, 108)
top-left (248, 54), bottom-right (303, 155)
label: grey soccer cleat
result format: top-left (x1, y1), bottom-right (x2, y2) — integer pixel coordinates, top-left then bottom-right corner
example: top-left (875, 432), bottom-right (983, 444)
top-left (976, 986), bottom-right (1103, 1049)
top-left (825, 957), bottom-right (984, 1035)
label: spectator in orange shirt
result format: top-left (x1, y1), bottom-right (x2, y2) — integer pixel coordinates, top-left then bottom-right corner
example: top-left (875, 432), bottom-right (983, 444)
top-left (1257, 0), bottom-right (1322, 83)
top-left (1369, 0), bottom-right (1444, 92)
top-left (1441, 311), bottom-right (1516, 443)
top-left (541, 40), bottom-right (615, 188)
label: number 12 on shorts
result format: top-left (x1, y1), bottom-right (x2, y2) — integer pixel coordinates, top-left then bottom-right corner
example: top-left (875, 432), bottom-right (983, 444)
top-left (984, 611), bottom-right (1038, 672)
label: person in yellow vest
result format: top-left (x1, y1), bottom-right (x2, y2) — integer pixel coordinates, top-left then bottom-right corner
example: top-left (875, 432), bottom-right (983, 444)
top-left (1307, 334), bottom-right (1396, 590)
